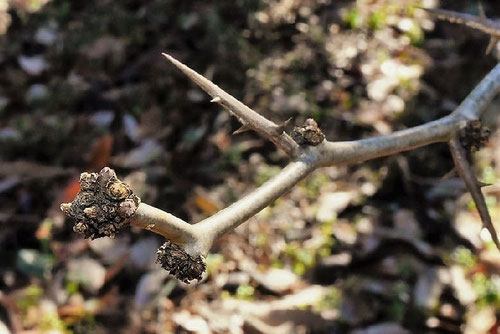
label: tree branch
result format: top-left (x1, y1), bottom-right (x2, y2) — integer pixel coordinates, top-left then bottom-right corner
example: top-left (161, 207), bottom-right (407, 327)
top-left (449, 135), bottom-right (500, 250)
top-left (318, 62), bottom-right (500, 165)
top-left (162, 53), bottom-right (299, 156)
top-left (62, 59), bottom-right (500, 282)
top-left (421, 6), bottom-right (500, 54)
top-left (195, 153), bottom-right (319, 253)
top-left (421, 7), bottom-right (500, 37)
top-left (129, 203), bottom-right (197, 246)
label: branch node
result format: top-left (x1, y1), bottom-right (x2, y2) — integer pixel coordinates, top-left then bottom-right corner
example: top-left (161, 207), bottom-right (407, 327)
top-left (156, 240), bottom-right (206, 283)
top-left (459, 120), bottom-right (491, 152)
top-left (60, 167), bottom-right (141, 240)
top-left (291, 118), bottom-right (325, 146)
top-left (274, 117), bottom-right (293, 136)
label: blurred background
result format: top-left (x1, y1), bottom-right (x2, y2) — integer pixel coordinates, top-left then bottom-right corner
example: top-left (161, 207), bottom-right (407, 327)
top-left (0, 0), bottom-right (500, 333)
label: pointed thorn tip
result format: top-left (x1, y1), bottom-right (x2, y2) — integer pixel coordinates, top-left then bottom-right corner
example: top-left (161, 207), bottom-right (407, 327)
top-left (485, 37), bottom-right (498, 55)
top-left (161, 53), bottom-right (178, 65)
top-left (233, 125), bottom-right (251, 135)
top-left (211, 96), bottom-right (222, 103)
top-left (478, 2), bottom-right (486, 19)
top-left (283, 117), bottom-right (293, 127)
top-left (477, 181), bottom-right (492, 188)
top-left (275, 117), bottom-right (293, 134)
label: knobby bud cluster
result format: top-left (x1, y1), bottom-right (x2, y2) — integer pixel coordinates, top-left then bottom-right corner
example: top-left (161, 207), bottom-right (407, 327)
top-left (61, 167), bottom-right (206, 282)
top-left (60, 167), bottom-right (140, 239)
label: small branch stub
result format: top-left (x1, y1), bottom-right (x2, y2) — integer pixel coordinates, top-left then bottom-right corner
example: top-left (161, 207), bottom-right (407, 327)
top-left (156, 240), bottom-right (206, 283)
top-left (459, 120), bottom-right (491, 152)
top-left (60, 167), bottom-right (141, 239)
top-left (291, 118), bottom-right (325, 146)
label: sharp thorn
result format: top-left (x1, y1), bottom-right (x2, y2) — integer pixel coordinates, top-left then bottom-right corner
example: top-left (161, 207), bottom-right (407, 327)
top-left (477, 180), bottom-right (492, 188)
top-left (281, 117), bottom-right (293, 129)
top-left (211, 96), bottom-right (222, 103)
top-left (478, 2), bottom-right (486, 20)
top-left (161, 52), bottom-right (173, 61)
top-left (449, 136), bottom-right (500, 251)
top-left (485, 37), bottom-right (498, 55)
top-left (273, 117), bottom-right (292, 135)
top-left (233, 125), bottom-right (252, 135)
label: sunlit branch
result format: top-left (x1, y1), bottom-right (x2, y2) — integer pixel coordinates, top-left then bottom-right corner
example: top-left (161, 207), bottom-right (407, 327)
top-left (62, 58), bottom-right (500, 282)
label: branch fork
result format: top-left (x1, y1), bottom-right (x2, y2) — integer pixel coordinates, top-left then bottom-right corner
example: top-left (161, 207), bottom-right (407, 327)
top-left (62, 48), bottom-right (500, 282)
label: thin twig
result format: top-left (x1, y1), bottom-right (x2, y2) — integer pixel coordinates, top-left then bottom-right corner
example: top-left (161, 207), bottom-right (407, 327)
top-left (194, 153), bottom-right (318, 253)
top-left (421, 6), bottom-right (500, 54)
top-left (319, 62), bottom-right (500, 165)
top-left (162, 53), bottom-right (299, 156)
top-left (452, 63), bottom-right (500, 121)
top-left (422, 7), bottom-right (500, 36)
top-left (319, 115), bottom-right (457, 165)
top-left (130, 203), bottom-right (197, 246)
top-left (449, 135), bottom-right (500, 250)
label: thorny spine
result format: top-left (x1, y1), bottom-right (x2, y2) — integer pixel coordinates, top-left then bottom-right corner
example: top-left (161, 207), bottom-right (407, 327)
top-left (62, 27), bottom-right (500, 282)
top-left (449, 134), bottom-right (500, 250)
top-left (422, 6), bottom-right (500, 54)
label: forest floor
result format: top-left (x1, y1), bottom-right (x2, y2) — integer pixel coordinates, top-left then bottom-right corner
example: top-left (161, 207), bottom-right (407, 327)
top-left (0, 0), bottom-right (499, 333)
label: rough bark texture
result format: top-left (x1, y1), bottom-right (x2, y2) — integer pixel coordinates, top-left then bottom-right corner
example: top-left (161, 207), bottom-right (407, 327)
top-left (291, 118), bottom-right (325, 146)
top-left (459, 120), bottom-right (491, 152)
top-left (60, 56), bottom-right (500, 283)
top-left (60, 167), bottom-right (140, 239)
top-left (156, 240), bottom-right (206, 283)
